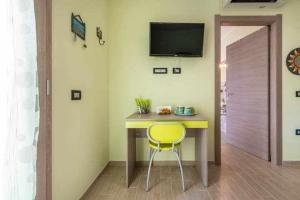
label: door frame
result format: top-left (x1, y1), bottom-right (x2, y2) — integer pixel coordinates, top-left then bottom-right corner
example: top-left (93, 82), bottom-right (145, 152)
top-left (214, 15), bottom-right (282, 165)
top-left (35, 0), bottom-right (52, 199)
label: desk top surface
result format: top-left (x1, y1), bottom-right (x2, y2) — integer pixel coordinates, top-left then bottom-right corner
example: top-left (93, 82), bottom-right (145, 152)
top-left (126, 112), bottom-right (207, 121)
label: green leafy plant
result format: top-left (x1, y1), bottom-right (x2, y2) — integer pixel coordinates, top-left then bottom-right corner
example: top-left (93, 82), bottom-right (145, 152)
top-left (135, 98), bottom-right (151, 114)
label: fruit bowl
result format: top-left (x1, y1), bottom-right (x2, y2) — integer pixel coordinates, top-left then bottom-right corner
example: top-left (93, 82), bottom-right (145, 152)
top-left (156, 106), bottom-right (172, 115)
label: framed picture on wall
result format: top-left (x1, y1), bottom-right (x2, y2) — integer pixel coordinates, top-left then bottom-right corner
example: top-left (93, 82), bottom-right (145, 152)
top-left (286, 48), bottom-right (300, 75)
top-left (71, 13), bottom-right (86, 40)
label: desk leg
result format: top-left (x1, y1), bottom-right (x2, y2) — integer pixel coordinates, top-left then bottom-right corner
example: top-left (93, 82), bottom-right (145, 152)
top-left (126, 128), bottom-right (136, 187)
top-left (195, 128), bottom-right (208, 187)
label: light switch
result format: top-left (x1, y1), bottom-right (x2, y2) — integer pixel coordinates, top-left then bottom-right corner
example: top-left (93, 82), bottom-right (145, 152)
top-left (71, 90), bottom-right (81, 100)
top-left (173, 68), bottom-right (181, 74)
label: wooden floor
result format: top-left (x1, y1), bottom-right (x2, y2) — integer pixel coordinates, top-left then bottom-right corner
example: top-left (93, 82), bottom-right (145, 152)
top-left (82, 144), bottom-right (300, 200)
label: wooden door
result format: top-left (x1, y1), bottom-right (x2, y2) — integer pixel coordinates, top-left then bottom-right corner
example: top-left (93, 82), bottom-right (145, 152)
top-left (226, 27), bottom-right (270, 160)
top-left (35, 0), bottom-right (52, 199)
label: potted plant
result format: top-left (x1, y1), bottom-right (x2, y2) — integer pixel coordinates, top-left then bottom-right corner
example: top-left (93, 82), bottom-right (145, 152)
top-left (135, 98), bottom-right (151, 114)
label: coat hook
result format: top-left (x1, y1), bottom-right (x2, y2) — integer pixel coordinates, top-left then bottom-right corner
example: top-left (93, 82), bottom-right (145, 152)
top-left (96, 27), bottom-right (105, 45)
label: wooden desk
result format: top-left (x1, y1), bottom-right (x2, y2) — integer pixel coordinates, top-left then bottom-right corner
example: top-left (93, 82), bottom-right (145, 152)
top-left (125, 113), bottom-right (209, 188)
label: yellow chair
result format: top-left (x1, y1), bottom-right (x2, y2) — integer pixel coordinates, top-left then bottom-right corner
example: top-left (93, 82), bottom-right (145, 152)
top-left (146, 122), bottom-right (186, 191)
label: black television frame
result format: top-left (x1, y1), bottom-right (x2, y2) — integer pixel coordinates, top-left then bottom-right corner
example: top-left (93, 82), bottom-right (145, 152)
top-left (149, 22), bottom-right (205, 57)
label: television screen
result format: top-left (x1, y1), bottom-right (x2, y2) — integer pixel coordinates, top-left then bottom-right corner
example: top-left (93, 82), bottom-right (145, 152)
top-left (150, 22), bottom-right (205, 57)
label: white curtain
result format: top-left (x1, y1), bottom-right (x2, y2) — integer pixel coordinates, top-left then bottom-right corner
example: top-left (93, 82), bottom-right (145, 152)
top-left (0, 0), bottom-right (39, 199)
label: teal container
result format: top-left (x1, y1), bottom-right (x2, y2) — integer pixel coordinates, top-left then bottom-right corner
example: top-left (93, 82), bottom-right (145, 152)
top-left (184, 107), bottom-right (193, 115)
top-left (176, 106), bottom-right (185, 114)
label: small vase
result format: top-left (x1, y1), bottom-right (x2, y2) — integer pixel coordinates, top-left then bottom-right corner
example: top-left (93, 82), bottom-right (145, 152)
top-left (137, 106), bottom-right (149, 114)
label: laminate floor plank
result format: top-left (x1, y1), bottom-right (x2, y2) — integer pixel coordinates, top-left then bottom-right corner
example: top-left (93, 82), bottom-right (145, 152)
top-left (82, 144), bottom-right (300, 200)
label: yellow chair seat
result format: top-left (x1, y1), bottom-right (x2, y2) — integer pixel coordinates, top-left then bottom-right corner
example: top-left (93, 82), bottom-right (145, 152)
top-left (149, 141), bottom-right (181, 151)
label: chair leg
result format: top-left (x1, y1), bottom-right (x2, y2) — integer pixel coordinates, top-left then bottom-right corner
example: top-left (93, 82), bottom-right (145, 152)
top-left (146, 149), bottom-right (156, 191)
top-left (149, 148), bottom-right (153, 168)
top-left (178, 147), bottom-right (182, 161)
top-left (174, 150), bottom-right (185, 191)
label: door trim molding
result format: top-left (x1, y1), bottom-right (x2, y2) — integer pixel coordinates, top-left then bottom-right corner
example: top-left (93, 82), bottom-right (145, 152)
top-left (35, 0), bottom-right (52, 199)
top-left (214, 15), bottom-right (282, 165)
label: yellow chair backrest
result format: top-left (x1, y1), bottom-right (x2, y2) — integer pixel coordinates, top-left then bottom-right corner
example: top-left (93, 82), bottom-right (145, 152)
top-left (147, 122), bottom-right (186, 144)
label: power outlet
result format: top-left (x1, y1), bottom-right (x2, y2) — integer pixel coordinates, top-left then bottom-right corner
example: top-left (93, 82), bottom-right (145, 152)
top-left (296, 129), bottom-right (300, 136)
top-left (153, 68), bottom-right (168, 74)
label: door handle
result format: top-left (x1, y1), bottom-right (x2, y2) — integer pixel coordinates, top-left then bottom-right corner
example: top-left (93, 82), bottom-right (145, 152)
top-left (46, 80), bottom-right (51, 96)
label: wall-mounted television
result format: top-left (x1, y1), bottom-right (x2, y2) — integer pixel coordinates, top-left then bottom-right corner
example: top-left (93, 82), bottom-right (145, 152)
top-left (150, 22), bottom-right (205, 57)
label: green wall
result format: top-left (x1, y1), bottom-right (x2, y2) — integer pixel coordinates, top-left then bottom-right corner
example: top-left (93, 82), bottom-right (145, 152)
top-left (52, 0), bottom-right (300, 199)
top-left (52, 0), bottom-right (109, 199)
top-left (107, 0), bottom-right (300, 162)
